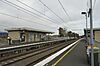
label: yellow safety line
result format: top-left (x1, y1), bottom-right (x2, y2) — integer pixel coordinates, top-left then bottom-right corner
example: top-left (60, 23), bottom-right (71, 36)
top-left (52, 43), bottom-right (79, 66)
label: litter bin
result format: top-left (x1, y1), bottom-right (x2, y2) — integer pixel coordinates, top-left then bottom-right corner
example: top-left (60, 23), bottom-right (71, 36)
top-left (87, 46), bottom-right (100, 66)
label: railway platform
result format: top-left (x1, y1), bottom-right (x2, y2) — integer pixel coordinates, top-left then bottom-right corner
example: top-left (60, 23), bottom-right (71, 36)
top-left (48, 41), bottom-right (89, 66)
top-left (47, 40), bottom-right (89, 66)
top-left (35, 39), bottom-right (90, 66)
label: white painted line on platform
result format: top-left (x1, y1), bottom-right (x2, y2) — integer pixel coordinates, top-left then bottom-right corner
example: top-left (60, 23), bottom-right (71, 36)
top-left (34, 39), bottom-right (82, 66)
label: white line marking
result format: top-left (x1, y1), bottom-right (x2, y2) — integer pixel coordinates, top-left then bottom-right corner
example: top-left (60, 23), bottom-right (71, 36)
top-left (34, 39), bottom-right (82, 66)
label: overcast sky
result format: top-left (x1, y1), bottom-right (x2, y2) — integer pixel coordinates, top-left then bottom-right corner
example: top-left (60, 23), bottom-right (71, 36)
top-left (0, 0), bottom-right (99, 35)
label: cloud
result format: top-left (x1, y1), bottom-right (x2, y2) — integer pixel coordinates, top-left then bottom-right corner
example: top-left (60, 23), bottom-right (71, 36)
top-left (0, 0), bottom-right (99, 35)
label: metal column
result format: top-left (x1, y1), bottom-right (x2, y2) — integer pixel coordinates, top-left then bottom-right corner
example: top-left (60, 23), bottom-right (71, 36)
top-left (89, 0), bottom-right (94, 66)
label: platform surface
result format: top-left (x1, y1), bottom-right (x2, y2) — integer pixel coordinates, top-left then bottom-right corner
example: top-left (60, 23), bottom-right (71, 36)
top-left (47, 40), bottom-right (90, 66)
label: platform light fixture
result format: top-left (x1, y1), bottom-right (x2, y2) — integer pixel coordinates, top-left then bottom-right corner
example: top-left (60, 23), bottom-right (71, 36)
top-left (81, 11), bottom-right (88, 44)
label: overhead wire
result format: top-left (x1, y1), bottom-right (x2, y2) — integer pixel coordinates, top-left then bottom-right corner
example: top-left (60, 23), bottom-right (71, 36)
top-left (86, 0), bottom-right (89, 12)
top-left (0, 0), bottom-right (44, 21)
top-left (93, 0), bottom-right (97, 9)
top-left (86, 0), bottom-right (97, 11)
top-left (16, 0), bottom-right (61, 26)
top-left (0, 0), bottom-right (59, 27)
top-left (57, 0), bottom-right (72, 21)
top-left (38, 0), bottom-right (65, 24)
top-left (56, 0), bottom-right (73, 29)
top-left (0, 12), bottom-right (57, 28)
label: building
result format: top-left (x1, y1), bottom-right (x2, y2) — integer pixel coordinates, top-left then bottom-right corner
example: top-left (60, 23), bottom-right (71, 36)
top-left (6, 27), bottom-right (53, 44)
top-left (84, 28), bottom-right (100, 42)
top-left (0, 32), bottom-right (8, 43)
top-left (0, 32), bottom-right (8, 38)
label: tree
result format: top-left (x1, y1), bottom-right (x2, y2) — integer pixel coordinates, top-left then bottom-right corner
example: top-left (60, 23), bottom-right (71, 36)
top-left (68, 31), bottom-right (72, 39)
top-left (58, 27), bottom-right (66, 37)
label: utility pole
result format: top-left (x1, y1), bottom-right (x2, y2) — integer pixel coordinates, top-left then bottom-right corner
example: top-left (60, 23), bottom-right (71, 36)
top-left (89, 0), bottom-right (94, 66)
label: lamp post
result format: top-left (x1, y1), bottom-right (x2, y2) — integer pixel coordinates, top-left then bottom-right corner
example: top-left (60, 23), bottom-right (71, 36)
top-left (81, 12), bottom-right (88, 44)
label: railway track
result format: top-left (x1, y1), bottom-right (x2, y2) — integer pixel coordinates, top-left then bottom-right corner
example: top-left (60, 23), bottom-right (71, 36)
top-left (0, 39), bottom-right (77, 66)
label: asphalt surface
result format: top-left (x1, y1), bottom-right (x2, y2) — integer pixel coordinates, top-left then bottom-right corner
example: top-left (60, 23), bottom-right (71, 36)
top-left (46, 40), bottom-right (90, 66)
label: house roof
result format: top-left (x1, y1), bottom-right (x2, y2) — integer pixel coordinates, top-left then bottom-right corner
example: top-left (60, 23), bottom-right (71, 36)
top-left (5, 27), bottom-right (54, 34)
top-left (84, 28), bottom-right (100, 31)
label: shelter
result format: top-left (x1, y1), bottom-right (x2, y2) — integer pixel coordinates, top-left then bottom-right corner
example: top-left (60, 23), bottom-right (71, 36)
top-left (6, 27), bottom-right (53, 44)
top-left (84, 28), bottom-right (100, 42)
